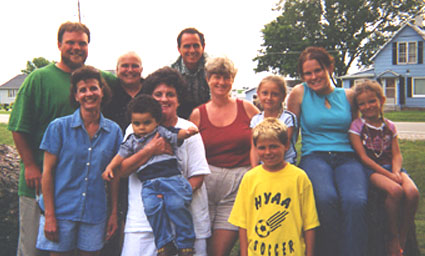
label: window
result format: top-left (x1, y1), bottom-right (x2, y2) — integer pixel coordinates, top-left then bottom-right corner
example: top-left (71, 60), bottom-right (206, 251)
top-left (398, 42), bottom-right (417, 64)
top-left (413, 78), bottom-right (425, 97)
top-left (7, 89), bottom-right (17, 98)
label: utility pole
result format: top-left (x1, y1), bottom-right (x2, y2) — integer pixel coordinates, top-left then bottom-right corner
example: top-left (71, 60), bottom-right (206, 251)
top-left (78, 0), bottom-right (81, 23)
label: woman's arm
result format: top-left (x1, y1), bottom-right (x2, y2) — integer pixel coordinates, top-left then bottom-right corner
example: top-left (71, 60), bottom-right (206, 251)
top-left (105, 178), bottom-right (119, 240)
top-left (188, 175), bottom-right (205, 192)
top-left (304, 228), bottom-right (316, 256)
top-left (239, 228), bottom-right (248, 256)
top-left (287, 84), bottom-right (304, 122)
top-left (242, 100), bottom-right (260, 119)
top-left (250, 139), bottom-right (259, 168)
top-left (189, 108), bottom-right (201, 127)
top-left (119, 133), bottom-right (173, 177)
top-left (345, 88), bottom-right (359, 120)
top-left (42, 151), bottom-right (59, 242)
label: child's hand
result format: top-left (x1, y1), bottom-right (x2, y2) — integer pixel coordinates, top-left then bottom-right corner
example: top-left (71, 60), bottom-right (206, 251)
top-left (387, 172), bottom-right (402, 185)
top-left (102, 166), bottom-right (115, 181)
top-left (186, 126), bottom-right (199, 136)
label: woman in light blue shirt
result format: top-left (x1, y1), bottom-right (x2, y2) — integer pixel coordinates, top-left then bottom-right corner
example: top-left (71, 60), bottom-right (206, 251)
top-left (287, 47), bottom-right (368, 256)
top-left (36, 66), bottom-right (123, 255)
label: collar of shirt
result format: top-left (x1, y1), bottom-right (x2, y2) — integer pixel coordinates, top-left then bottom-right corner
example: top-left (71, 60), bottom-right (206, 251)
top-left (70, 108), bottom-right (112, 133)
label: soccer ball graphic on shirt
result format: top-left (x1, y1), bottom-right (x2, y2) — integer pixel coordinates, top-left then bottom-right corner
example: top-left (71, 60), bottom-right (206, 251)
top-left (254, 210), bottom-right (288, 238)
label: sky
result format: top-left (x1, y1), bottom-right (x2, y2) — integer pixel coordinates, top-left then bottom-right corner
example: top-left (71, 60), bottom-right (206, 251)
top-left (0, 0), bottom-right (281, 89)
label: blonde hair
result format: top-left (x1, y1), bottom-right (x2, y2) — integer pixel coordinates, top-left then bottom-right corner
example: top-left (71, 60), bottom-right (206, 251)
top-left (257, 75), bottom-right (288, 101)
top-left (252, 117), bottom-right (288, 146)
top-left (205, 57), bottom-right (237, 80)
top-left (353, 79), bottom-right (385, 120)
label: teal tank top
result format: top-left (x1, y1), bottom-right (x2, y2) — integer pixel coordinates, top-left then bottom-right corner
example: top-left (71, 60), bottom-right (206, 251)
top-left (300, 82), bottom-right (354, 156)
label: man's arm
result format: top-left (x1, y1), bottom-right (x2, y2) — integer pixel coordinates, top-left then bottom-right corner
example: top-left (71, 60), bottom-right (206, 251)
top-left (12, 131), bottom-right (42, 195)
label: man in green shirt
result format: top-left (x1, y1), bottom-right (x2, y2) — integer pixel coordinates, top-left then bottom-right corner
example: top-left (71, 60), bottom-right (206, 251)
top-left (8, 22), bottom-right (116, 256)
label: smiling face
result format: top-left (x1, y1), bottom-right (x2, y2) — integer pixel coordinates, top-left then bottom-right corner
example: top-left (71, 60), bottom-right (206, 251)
top-left (151, 83), bottom-right (179, 121)
top-left (302, 59), bottom-right (333, 95)
top-left (117, 53), bottom-right (143, 86)
top-left (74, 78), bottom-right (103, 111)
top-left (178, 33), bottom-right (204, 70)
top-left (131, 112), bottom-right (159, 137)
top-left (356, 89), bottom-right (385, 123)
top-left (58, 31), bottom-right (89, 71)
top-left (207, 73), bottom-right (233, 97)
top-left (257, 81), bottom-right (285, 113)
top-left (255, 138), bottom-right (287, 172)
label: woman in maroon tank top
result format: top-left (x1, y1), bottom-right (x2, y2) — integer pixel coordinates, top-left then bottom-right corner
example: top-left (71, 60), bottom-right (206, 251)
top-left (190, 57), bottom-right (259, 256)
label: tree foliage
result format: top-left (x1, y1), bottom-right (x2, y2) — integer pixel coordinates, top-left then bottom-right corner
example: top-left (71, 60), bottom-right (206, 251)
top-left (21, 57), bottom-right (53, 74)
top-left (254, 0), bottom-right (424, 81)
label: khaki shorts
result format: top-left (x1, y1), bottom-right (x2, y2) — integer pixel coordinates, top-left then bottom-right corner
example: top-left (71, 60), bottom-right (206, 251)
top-left (205, 165), bottom-right (250, 231)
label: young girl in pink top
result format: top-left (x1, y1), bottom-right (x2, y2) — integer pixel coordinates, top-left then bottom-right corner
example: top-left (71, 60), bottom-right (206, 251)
top-left (348, 80), bottom-right (419, 256)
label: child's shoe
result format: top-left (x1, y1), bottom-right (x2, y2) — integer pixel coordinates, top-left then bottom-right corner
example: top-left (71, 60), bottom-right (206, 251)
top-left (157, 242), bottom-right (177, 256)
top-left (178, 248), bottom-right (195, 256)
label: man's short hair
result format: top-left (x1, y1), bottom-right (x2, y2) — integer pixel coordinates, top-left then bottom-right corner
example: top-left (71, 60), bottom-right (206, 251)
top-left (177, 28), bottom-right (205, 48)
top-left (252, 117), bottom-right (289, 146)
top-left (58, 21), bottom-right (90, 43)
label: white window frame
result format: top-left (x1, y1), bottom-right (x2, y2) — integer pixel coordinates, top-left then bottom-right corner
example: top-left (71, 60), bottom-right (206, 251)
top-left (7, 89), bottom-right (17, 98)
top-left (412, 77), bottom-right (425, 97)
top-left (398, 41), bottom-right (417, 64)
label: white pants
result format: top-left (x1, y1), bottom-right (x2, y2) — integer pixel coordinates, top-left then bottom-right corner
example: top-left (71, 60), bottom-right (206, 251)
top-left (121, 232), bottom-right (207, 256)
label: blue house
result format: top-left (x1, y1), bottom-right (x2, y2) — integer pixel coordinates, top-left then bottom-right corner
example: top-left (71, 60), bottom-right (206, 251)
top-left (340, 18), bottom-right (425, 109)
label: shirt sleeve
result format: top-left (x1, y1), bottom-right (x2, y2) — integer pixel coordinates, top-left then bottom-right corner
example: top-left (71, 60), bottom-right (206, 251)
top-left (39, 119), bottom-right (63, 156)
top-left (281, 111), bottom-right (296, 128)
top-left (385, 119), bottom-right (398, 138)
top-left (8, 72), bottom-right (39, 133)
top-left (348, 118), bottom-right (363, 135)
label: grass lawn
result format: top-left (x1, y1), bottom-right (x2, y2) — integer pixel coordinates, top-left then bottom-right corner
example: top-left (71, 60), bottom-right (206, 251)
top-left (0, 110), bottom-right (11, 114)
top-left (384, 110), bottom-right (425, 122)
top-left (0, 124), bottom-right (13, 146)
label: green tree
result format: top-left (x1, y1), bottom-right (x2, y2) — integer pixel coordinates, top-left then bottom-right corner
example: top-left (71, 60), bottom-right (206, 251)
top-left (254, 0), bottom-right (424, 82)
top-left (21, 57), bottom-right (53, 74)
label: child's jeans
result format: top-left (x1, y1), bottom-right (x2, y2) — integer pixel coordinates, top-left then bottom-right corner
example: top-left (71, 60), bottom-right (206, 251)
top-left (142, 175), bottom-right (195, 250)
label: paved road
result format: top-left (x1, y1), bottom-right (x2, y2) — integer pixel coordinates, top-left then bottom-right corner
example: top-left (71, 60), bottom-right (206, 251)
top-left (0, 114), bottom-right (424, 140)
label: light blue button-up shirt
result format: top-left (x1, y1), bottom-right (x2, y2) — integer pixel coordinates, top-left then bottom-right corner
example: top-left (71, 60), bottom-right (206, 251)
top-left (39, 109), bottom-right (122, 224)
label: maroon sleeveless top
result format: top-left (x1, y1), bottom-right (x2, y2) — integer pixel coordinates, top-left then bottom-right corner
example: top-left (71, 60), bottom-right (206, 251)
top-left (198, 99), bottom-right (251, 167)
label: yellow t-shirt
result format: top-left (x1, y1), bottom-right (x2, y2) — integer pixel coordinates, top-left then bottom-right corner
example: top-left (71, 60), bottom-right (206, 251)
top-left (228, 163), bottom-right (320, 256)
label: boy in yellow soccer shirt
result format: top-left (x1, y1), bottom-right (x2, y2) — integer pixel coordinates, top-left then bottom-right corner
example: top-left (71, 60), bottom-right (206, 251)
top-left (229, 118), bottom-right (319, 256)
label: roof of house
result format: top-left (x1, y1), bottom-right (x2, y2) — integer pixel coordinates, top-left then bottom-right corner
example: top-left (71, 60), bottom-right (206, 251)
top-left (0, 74), bottom-right (27, 89)
top-left (338, 67), bottom-right (376, 79)
top-left (370, 22), bottom-right (425, 61)
top-left (0, 69), bottom-right (116, 91)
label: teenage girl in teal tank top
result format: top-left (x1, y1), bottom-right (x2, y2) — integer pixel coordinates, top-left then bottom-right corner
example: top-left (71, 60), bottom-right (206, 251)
top-left (287, 47), bottom-right (368, 256)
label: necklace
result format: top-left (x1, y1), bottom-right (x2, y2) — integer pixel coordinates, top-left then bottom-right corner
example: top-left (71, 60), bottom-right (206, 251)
top-left (364, 123), bottom-right (384, 159)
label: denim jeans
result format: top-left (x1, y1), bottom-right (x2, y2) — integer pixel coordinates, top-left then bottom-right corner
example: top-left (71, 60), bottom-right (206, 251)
top-left (299, 152), bottom-right (368, 256)
top-left (142, 175), bottom-right (195, 249)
